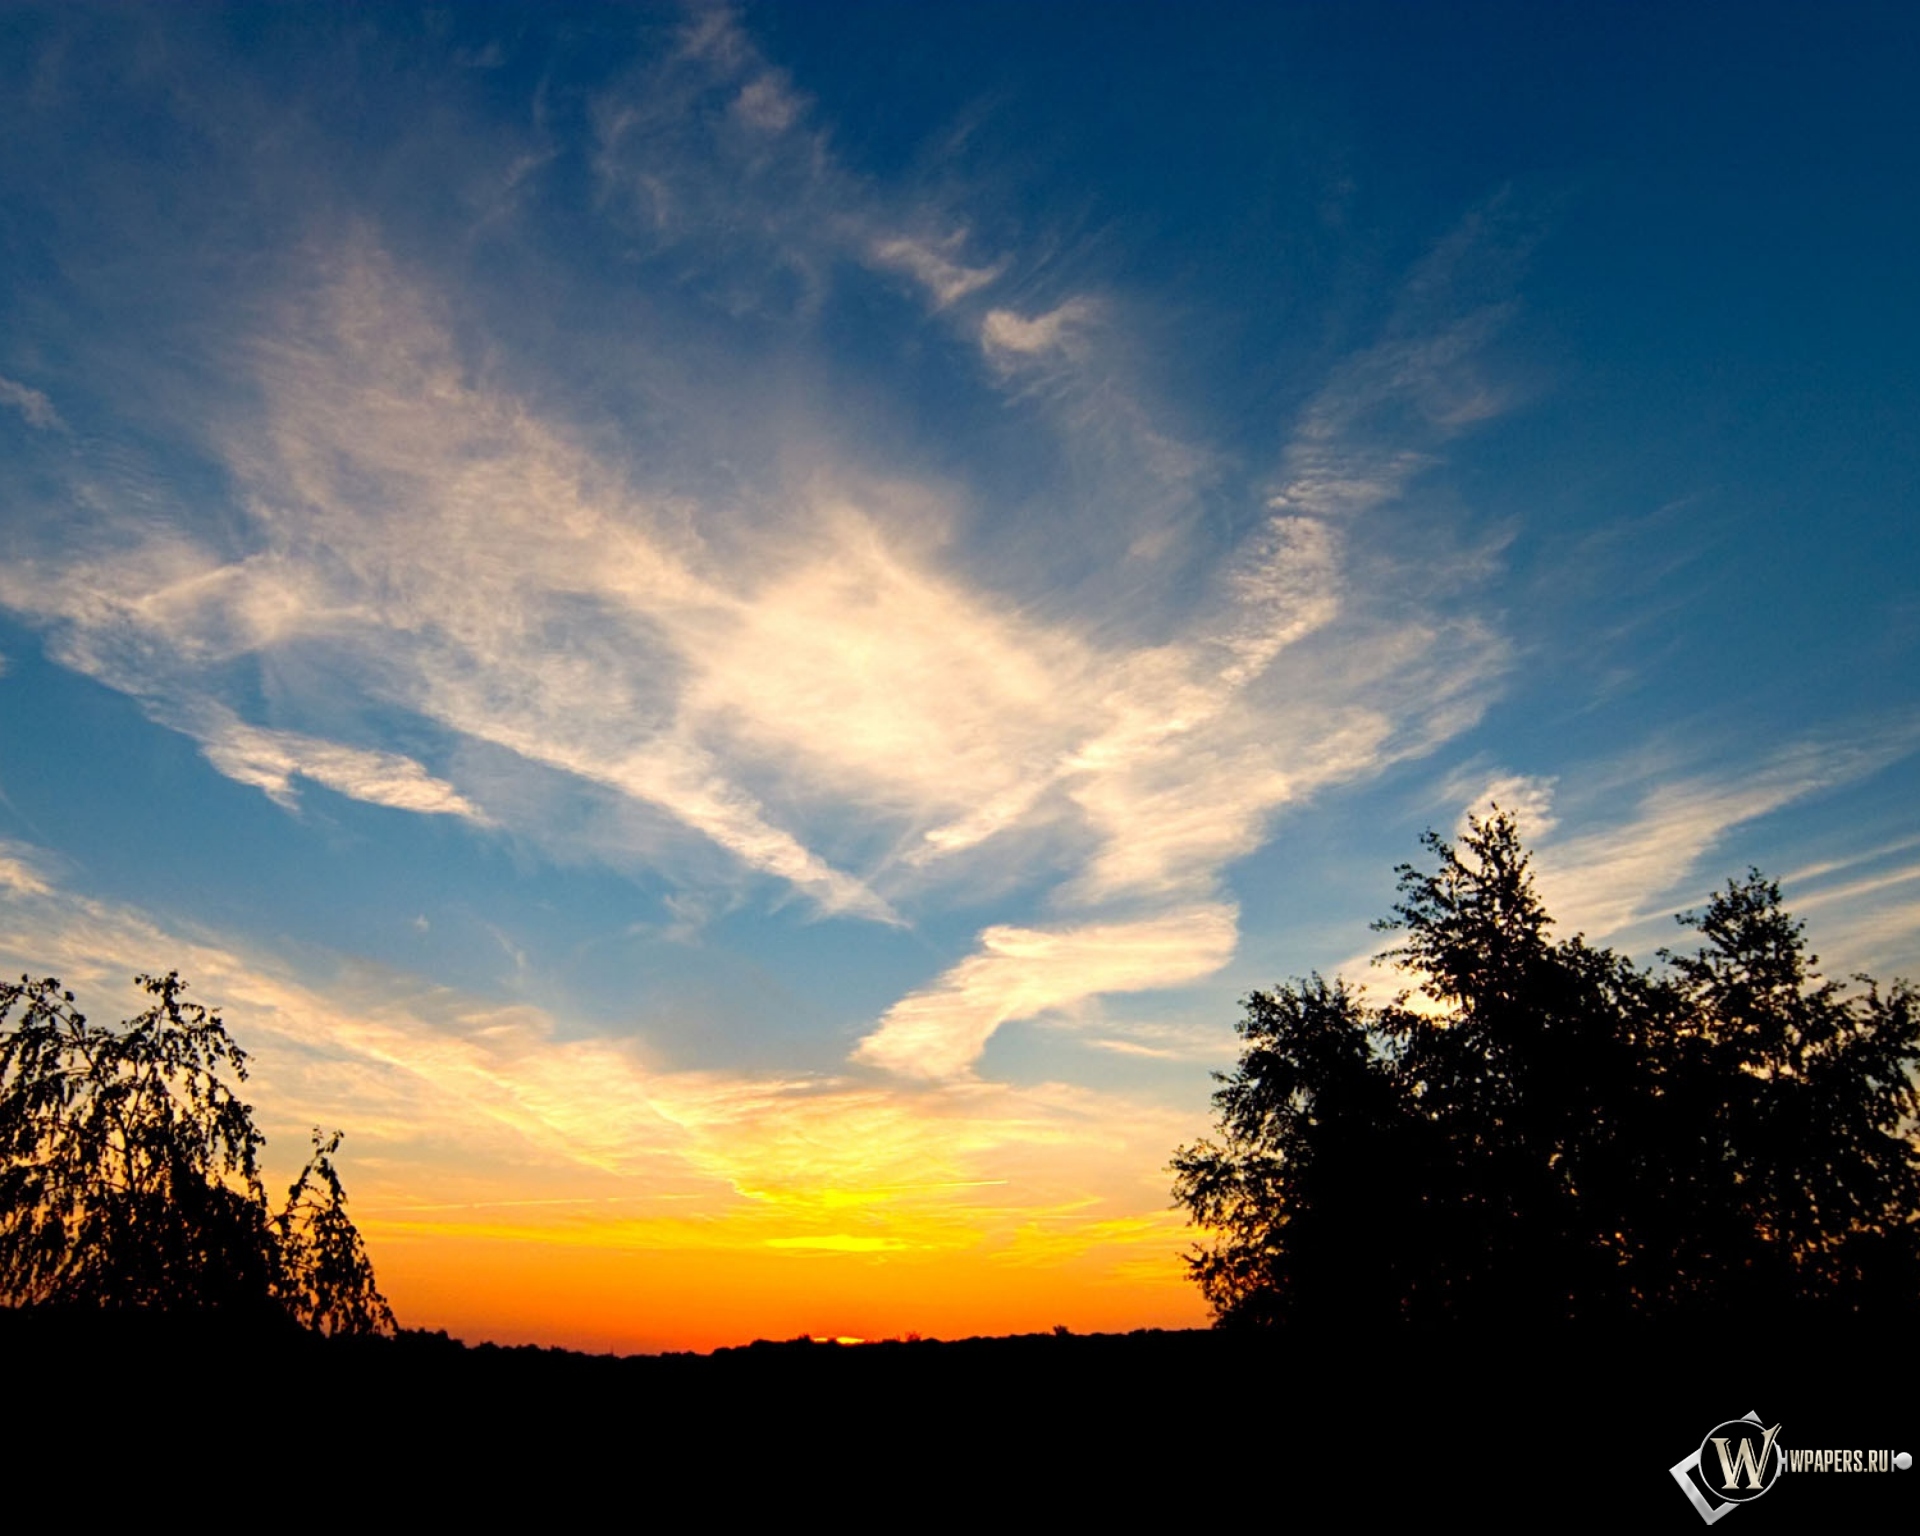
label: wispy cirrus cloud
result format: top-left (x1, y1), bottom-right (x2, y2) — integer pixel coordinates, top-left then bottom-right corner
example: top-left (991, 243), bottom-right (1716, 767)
top-left (854, 209), bottom-right (1529, 1073)
top-left (1, 240), bottom-right (903, 923)
top-left (1339, 734), bottom-right (1918, 1007)
top-left (0, 5), bottom-right (1533, 1086)
top-left (0, 374), bottom-right (64, 432)
top-left (1, 191), bottom-right (1517, 981)
top-left (0, 841), bottom-right (51, 899)
top-left (11, 194), bottom-right (1522, 1069)
top-left (979, 298), bottom-right (1095, 364)
top-left (593, 5), bottom-right (1007, 323)
top-left (855, 904), bottom-right (1239, 1079)
top-left (871, 234), bottom-right (1007, 308)
top-left (197, 713), bottom-right (486, 821)
top-left (1528, 736), bottom-right (1909, 944)
top-left (0, 848), bottom-right (1195, 1296)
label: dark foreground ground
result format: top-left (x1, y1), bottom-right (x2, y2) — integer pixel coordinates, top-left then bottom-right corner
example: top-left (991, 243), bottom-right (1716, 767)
top-left (5, 1307), bottom-right (1912, 1521)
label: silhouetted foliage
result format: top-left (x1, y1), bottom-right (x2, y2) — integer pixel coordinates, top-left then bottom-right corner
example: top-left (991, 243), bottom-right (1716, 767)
top-left (0, 971), bottom-right (393, 1334)
top-left (1171, 812), bottom-right (1920, 1328)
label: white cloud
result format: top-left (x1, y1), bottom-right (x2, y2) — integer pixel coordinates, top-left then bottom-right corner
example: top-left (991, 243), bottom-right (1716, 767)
top-left (1341, 739), bottom-right (1908, 1006)
top-left (1209, 516), bottom-right (1345, 687)
top-left (197, 715), bottom-right (486, 821)
top-left (854, 905), bottom-right (1239, 1080)
top-left (683, 506), bottom-right (1091, 823)
top-left (4, 232), bottom-right (1502, 945)
top-left (733, 73), bottom-right (802, 134)
top-left (1758, 834), bottom-right (1920, 974)
top-left (980, 299), bottom-right (1094, 362)
top-left (1268, 303), bottom-right (1515, 520)
top-left (1790, 891), bottom-right (1920, 978)
top-left (593, 6), bottom-right (1008, 327)
top-left (0, 374), bottom-right (63, 431)
top-left (1531, 742), bottom-right (1890, 942)
top-left (0, 243), bottom-right (903, 924)
top-left (0, 842), bottom-right (51, 898)
top-left (904, 512), bottom-right (1382, 892)
top-left (1777, 832), bottom-right (1920, 889)
top-left (0, 148), bottom-right (1528, 1081)
top-left (1452, 771), bottom-right (1559, 840)
top-left (869, 235), bottom-right (1006, 308)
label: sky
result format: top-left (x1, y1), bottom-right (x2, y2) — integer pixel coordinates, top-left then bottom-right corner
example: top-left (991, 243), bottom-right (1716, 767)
top-left (1, 1), bottom-right (1916, 1353)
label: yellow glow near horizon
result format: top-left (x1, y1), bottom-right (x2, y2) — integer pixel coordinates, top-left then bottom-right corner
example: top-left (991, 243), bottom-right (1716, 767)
top-left (363, 1217), bottom-right (1209, 1356)
top-left (345, 1157), bottom-right (1212, 1354)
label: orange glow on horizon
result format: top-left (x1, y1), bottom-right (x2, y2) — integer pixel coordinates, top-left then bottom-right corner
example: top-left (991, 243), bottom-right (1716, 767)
top-left (363, 1220), bottom-right (1210, 1355)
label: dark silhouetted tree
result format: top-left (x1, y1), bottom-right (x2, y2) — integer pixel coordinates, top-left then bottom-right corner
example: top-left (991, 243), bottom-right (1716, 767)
top-left (1172, 812), bottom-right (1920, 1328)
top-left (0, 971), bottom-right (393, 1334)
top-left (274, 1128), bottom-right (392, 1336)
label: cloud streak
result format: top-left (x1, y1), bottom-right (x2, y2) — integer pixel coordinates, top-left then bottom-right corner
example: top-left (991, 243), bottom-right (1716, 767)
top-left (0, 11), bottom-right (1533, 1085)
top-left (871, 235), bottom-right (1006, 308)
top-left (0, 375), bottom-right (63, 431)
top-left (0, 850), bottom-right (1197, 1289)
top-left (197, 714), bottom-right (486, 820)
top-left (980, 299), bottom-right (1094, 364)
top-left (855, 905), bottom-right (1240, 1080)
top-left (1530, 738), bottom-right (1906, 943)
top-left (4, 204), bottom-right (1519, 1070)
top-left (1339, 736), bottom-right (1916, 1007)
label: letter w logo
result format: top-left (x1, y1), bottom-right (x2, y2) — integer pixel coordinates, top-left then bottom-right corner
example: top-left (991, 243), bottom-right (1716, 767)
top-left (1711, 1425), bottom-right (1782, 1490)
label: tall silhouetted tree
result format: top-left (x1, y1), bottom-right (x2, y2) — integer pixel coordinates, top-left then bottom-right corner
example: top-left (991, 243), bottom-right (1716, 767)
top-left (0, 971), bottom-right (393, 1334)
top-left (1172, 812), bottom-right (1920, 1328)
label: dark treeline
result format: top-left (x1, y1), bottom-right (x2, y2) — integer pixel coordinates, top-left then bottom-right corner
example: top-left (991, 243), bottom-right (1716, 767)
top-left (3, 1304), bottom-right (1906, 1520)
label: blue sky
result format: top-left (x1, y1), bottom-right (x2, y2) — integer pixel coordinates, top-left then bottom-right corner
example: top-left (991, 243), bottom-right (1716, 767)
top-left (1, 2), bottom-right (1915, 1349)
